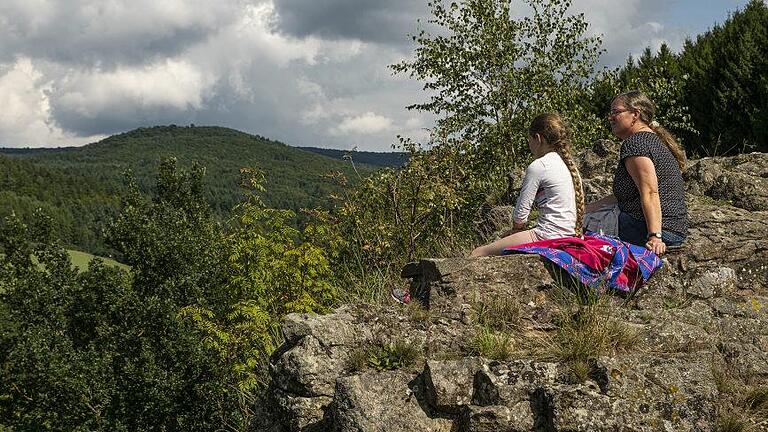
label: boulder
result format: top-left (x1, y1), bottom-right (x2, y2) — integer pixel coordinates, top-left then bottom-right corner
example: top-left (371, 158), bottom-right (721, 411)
top-left (332, 370), bottom-right (454, 432)
top-left (261, 152), bottom-right (768, 432)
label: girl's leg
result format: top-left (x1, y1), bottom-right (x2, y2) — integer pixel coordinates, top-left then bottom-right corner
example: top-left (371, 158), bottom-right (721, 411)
top-left (471, 229), bottom-right (538, 257)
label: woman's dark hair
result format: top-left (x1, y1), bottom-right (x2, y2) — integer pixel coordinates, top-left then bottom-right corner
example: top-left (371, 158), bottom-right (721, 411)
top-left (613, 90), bottom-right (686, 170)
top-left (528, 113), bottom-right (584, 236)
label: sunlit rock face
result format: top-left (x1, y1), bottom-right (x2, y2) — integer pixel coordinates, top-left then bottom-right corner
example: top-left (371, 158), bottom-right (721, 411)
top-left (258, 148), bottom-right (768, 432)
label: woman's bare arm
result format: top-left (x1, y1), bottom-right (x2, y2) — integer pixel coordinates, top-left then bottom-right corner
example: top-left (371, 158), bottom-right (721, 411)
top-left (624, 156), bottom-right (666, 254)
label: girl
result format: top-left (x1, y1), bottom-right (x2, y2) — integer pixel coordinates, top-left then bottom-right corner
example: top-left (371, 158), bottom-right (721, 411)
top-left (471, 113), bottom-right (585, 256)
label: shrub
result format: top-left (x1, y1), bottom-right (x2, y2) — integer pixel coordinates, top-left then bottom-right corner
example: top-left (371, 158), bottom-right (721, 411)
top-left (0, 161), bottom-right (339, 431)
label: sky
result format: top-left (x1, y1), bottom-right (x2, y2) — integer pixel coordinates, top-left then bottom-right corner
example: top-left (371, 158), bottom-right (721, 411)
top-left (0, 0), bottom-right (753, 151)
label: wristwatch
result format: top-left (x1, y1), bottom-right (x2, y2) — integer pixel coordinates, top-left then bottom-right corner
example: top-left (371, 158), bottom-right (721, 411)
top-left (647, 232), bottom-right (663, 240)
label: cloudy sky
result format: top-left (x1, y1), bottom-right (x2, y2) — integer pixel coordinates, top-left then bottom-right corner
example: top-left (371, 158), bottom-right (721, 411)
top-left (0, 0), bottom-right (752, 151)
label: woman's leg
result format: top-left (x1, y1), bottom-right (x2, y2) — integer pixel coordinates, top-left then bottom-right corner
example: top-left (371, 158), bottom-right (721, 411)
top-left (617, 211), bottom-right (647, 246)
top-left (471, 229), bottom-right (538, 257)
top-left (619, 211), bottom-right (687, 247)
top-left (661, 230), bottom-right (685, 246)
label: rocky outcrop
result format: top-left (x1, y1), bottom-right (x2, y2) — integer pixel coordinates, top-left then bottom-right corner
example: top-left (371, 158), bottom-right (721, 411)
top-left (261, 148), bottom-right (768, 431)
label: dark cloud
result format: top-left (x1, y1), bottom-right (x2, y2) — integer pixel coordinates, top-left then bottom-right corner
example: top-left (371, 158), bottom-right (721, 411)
top-left (0, 0), bottom-right (242, 66)
top-left (50, 106), bottom-right (196, 138)
top-left (272, 0), bottom-right (428, 45)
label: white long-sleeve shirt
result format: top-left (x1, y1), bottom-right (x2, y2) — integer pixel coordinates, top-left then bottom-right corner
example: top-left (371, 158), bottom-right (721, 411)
top-left (513, 151), bottom-right (577, 239)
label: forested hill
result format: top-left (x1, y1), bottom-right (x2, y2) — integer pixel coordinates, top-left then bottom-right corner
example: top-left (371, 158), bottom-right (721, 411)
top-left (0, 125), bottom-right (376, 255)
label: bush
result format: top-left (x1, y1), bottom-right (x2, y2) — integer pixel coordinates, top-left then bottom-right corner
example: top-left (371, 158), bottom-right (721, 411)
top-left (0, 160), bottom-right (339, 431)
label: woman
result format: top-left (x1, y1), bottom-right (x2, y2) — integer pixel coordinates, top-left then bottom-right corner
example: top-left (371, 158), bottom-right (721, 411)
top-left (471, 113), bottom-right (585, 257)
top-left (586, 91), bottom-right (688, 255)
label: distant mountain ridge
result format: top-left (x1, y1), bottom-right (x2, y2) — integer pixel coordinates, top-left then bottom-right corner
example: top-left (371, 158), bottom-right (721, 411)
top-left (0, 125), bottom-right (389, 255)
top-left (300, 146), bottom-right (408, 168)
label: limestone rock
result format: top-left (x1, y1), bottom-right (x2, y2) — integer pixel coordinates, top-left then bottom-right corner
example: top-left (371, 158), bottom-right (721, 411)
top-left (332, 370), bottom-right (453, 432)
top-left (460, 404), bottom-right (531, 432)
top-left (687, 267), bottom-right (737, 299)
top-left (424, 358), bottom-right (484, 413)
top-left (685, 153), bottom-right (768, 211)
top-left (262, 152), bottom-right (768, 432)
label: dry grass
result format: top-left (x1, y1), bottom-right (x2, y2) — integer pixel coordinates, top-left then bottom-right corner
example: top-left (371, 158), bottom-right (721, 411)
top-left (712, 362), bottom-right (768, 431)
top-left (405, 301), bottom-right (432, 322)
top-left (716, 414), bottom-right (748, 432)
top-left (336, 264), bottom-right (402, 306)
top-left (526, 286), bottom-right (641, 380)
top-left (472, 293), bottom-right (522, 332)
top-left (745, 386), bottom-right (768, 412)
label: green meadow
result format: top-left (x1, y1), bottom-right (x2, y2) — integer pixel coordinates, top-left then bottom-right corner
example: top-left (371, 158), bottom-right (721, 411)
top-left (67, 249), bottom-right (130, 272)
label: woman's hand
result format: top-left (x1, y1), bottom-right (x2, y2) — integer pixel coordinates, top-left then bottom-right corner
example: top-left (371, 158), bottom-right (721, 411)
top-left (645, 236), bottom-right (666, 255)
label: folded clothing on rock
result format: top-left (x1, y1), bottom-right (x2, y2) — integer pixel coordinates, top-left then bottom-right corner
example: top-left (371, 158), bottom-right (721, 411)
top-left (503, 231), bottom-right (662, 292)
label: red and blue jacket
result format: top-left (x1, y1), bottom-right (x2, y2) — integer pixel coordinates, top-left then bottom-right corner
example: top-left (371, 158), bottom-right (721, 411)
top-left (503, 232), bottom-right (662, 292)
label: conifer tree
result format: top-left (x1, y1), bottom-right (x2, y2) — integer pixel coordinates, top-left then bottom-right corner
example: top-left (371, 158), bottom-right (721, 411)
top-left (679, 0), bottom-right (768, 154)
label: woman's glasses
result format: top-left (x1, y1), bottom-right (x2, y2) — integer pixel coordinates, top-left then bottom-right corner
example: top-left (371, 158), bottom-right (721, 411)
top-left (608, 109), bottom-right (631, 118)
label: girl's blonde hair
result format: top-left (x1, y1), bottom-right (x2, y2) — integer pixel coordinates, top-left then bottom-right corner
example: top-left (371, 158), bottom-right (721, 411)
top-left (613, 90), bottom-right (686, 170)
top-left (528, 113), bottom-right (585, 237)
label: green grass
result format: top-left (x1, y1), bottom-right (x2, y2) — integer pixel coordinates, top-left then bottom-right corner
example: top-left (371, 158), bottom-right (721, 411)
top-left (467, 294), bottom-right (520, 361)
top-left (347, 340), bottom-right (421, 372)
top-left (470, 327), bottom-right (514, 360)
top-left (67, 250), bottom-right (130, 272)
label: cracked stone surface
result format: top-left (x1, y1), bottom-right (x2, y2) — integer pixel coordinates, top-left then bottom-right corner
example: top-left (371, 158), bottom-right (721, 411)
top-left (258, 151), bottom-right (768, 431)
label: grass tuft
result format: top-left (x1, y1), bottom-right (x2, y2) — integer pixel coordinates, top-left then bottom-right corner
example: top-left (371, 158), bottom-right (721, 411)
top-left (715, 414), bottom-right (748, 432)
top-left (469, 327), bottom-right (514, 361)
top-left (745, 386), bottom-right (768, 412)
top-left (472, 293), bottom-right (521, 332)
top-left (336, 265), bottom-right (402, 306)
top-left (347, 340), bottom-right (421, 372)
top-left (405, 301), bottom-right (432, 322)
top-left (712, 361), bottom-right (768, 431)
top-left (528, 286), bottom-right (641, 380)
top-left (661, 292), bottom-right (692, 310)
top-left (713, 366), bottom-right (738, 395)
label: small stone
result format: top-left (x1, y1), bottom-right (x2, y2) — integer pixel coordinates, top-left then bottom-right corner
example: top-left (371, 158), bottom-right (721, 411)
top-left (687, 267), bottom-right (737, 299)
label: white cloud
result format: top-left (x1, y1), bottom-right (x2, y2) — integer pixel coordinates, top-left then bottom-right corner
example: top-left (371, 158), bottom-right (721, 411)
top-left (571, 0), bottom-right (675, 66)
top-left (0, 0), bottom-right (750, 151)
top-left (55, 59), bottom-right (214, 118)
top-left (405, 117), bottom-right (423, 129)
top-left (329, 112), bottom-right (393, 136)
top-left (0, 58), bottom-right (105, 147)
top-left (300, 104), bottom-right (331, 125)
